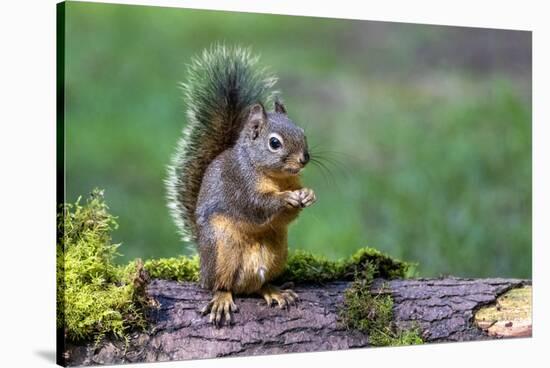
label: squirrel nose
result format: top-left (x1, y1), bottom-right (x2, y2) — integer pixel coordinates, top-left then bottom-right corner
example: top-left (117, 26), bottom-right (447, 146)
top-left (300, 151), bottom-right (310, 166)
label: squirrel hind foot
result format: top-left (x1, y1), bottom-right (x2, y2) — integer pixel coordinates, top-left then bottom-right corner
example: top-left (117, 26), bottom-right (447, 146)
top-left (258, 284), bottom-right (299, 310)
top-left (200, 291), bottom-right (238, 328)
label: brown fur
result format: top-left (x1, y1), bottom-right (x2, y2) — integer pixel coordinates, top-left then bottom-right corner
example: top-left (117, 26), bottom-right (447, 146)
top-left (211, 173), bottom-right (302, 294)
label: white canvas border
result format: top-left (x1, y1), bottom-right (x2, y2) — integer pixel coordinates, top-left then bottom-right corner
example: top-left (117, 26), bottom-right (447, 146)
top-left (0, 1), bottom-right (546, 367)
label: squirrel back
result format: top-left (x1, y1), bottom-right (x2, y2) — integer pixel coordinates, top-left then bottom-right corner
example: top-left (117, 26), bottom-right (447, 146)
top-left (166, 45), bottom-right (278, 242)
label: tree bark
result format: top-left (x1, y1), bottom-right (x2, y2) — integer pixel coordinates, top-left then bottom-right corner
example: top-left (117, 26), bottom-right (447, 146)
top-left (64, 277), bottom-right (530, 366)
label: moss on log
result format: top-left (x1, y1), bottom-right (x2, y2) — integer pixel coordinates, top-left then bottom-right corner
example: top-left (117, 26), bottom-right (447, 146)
top-left (63, 277), bottom-right (529, 366)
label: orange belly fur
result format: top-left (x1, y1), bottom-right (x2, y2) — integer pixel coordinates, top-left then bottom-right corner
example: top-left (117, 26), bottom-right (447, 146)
top-left (211, 173), bottom-right (301, 294)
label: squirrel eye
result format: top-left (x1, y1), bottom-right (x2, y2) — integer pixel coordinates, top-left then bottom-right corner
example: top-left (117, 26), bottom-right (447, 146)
top-left (268, 134), bottom-right (283, 151)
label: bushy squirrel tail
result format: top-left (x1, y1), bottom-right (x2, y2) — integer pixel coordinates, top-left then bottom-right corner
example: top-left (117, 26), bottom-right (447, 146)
top-left (166, 44), bottom-right (278, 242)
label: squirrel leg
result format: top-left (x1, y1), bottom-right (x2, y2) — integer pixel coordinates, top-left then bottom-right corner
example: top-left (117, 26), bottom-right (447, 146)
top-left (258, 284), bottom-right (299, 309)
top-left (200, 290), bottom-right (238, 327)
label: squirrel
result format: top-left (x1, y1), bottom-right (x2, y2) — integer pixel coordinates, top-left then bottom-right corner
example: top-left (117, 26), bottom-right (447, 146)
top-left (166, 45), bottom-right (316, 326)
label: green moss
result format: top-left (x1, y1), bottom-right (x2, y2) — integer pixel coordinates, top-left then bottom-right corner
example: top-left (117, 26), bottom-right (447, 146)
top-left (277, 247), bottom-right (412, 283)
top-left (339, 265), bottom-right (423, 347)
top-left (57, 189), bottom-right (153, 342)
top-left (340, 247), bottom-right (414, 280)
top-left (390, 327), bottom-right (424, 346)
top-left (144, 255), bottom-right (200, 282)
top-left (277, 250), bottom-right (343, 283)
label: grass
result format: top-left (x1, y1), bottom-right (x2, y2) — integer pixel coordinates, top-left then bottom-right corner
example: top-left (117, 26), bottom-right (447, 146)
top-left (62, 2), bottom-right (531, 278)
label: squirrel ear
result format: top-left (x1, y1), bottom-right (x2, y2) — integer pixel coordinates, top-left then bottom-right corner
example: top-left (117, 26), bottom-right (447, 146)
top-left (274, 98), bottom-right (287, 115)
top-left (247, 103), bottom-right (267, 140)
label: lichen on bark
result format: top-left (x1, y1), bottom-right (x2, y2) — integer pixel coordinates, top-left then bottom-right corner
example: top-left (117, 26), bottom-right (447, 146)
top-left (474, 285), bottom-right (532, 337)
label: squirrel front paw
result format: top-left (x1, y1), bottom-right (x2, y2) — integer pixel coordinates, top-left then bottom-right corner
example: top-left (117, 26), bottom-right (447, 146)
top-left (284, 188), bottom-right (317, 209)
top-left (298, 188), bottom-right (316, 208)
top-left (284, 190), bottom-right (302, 208)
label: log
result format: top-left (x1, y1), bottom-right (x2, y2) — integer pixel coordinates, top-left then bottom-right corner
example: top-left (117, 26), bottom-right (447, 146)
top-left (63, 277), bottom-right (530, 366)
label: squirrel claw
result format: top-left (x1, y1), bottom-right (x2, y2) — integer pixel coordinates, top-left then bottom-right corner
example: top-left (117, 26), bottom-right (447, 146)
top-left (202, 291), bottom-right (236, 327)
top-left (284, 190), bottom-right (302, 208)
top-left (298, 188), bottom-right (316, 208)
top-left (200, 300), bottom-right (214, 316)
top-left (258, 284), bottom-right (299, 310)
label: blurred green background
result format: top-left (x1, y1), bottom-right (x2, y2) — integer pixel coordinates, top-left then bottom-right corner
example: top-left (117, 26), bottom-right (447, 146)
top-left (63, 2), bottom-right (531, 278)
